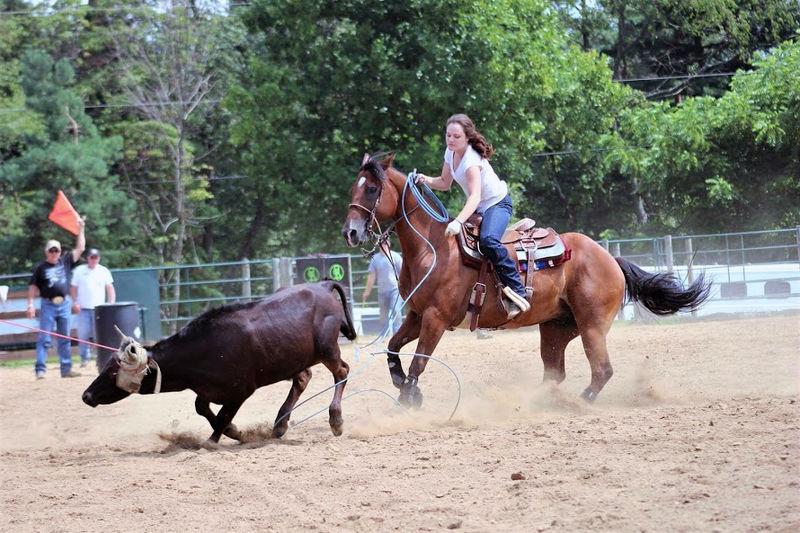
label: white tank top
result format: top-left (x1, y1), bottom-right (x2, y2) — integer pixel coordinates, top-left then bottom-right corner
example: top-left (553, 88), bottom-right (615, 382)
top-left (444, 145), bottom-right (508, 213)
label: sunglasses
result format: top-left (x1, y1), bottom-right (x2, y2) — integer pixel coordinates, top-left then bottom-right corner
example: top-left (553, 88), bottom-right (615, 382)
top-left (47, 248), bottom-right (60, 253)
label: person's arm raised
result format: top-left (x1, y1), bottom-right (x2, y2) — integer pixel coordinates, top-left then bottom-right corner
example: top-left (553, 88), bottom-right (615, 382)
top-left (71, 216), bottom-right (86, 263)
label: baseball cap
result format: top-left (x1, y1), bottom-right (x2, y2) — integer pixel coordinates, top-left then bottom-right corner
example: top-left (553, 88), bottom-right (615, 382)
top-left (44, 239), bottom-right (61, 252)
top-left (86, 248), bottom-right (101, 258)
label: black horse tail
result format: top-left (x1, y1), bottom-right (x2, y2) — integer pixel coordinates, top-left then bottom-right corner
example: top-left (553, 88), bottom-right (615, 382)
top-left (615, 257), bottom-right (712, 315)
top-left (325, 281), bottom-right (358, 340)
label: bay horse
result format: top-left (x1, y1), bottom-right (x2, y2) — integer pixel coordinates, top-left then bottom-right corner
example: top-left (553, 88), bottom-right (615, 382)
top-left (342, 153), bottom-right (710, 407)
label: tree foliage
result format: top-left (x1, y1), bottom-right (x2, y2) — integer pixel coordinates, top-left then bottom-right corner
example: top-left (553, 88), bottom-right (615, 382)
top-left (607, 40), bottom-right (800, 232)
top-left (0, 0), bottom-right (797, 275)
top-left (0, 50), bottom-right (130, 272)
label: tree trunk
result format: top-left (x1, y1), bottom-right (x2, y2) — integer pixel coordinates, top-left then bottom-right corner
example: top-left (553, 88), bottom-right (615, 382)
top-left (238, 193), bottom-right (266, 259)
top-left (632, 175), bottom-right (648, 224)
top-left (580, 0), bottom-right (590, 50)
top-left (614, 3), bottom-right (627, 79)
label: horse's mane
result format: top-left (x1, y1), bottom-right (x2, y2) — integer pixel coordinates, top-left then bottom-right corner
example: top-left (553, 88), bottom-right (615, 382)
top-left (361, 152), bottom-right (392, 181)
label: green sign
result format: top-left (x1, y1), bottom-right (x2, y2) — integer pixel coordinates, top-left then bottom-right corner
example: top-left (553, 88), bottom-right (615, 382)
top-left (328, 263), bottom-right (345, 281)
top-left (303, 266), bottom-right (321, 282)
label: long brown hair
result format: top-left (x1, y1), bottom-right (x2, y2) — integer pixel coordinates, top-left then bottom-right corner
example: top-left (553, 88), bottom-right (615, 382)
top-left (446, 113), bottom-right (495, 160)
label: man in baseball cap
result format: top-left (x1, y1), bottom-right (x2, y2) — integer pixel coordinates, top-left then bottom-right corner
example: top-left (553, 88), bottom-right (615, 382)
top-left (27, 217), bottom-right (86, 379)
top-left (70, 247), bottom-right (115, 368)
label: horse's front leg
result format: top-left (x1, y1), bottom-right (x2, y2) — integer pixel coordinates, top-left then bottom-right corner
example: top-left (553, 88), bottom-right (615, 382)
top-left (386, 310), bottom-right (422, 389)
top-left (399, 309), bottom-right (448, 408)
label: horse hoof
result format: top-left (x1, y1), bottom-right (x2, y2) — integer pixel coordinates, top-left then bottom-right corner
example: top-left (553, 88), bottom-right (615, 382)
top-left (580, 388), bottom-right (598, 403)
top-left (272, 424), bottom-right (288, 439)
top-left (330, 415), bottom-right (344, 437)
top-left (390, 372), bottom-right (406, 390)
top-left (398, 389), bottom-right (423, 409)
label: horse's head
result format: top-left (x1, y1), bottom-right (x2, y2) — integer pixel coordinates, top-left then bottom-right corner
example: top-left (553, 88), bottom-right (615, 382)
top-left (342, 152), bottom-right (397, 247)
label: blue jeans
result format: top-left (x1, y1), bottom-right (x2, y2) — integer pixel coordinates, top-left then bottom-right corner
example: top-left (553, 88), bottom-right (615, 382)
top-left (379, 290), bottom-right (404, 335)
top-left (35, 298), bottom-right (74, 376)
top-left (479, 195), bottom-right (526, 298)
top-left (76, 308), bottom-right (96, 362)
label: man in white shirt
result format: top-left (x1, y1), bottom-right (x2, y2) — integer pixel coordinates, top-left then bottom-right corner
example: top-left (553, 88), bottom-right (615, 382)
top-left (70, 248), bottom-right (115, 368)
top-left (362, 239), bottom-right (404, 337)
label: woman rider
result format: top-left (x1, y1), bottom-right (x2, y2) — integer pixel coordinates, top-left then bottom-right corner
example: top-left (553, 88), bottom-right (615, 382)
top-left (415, 113), bottom-right (531, 319)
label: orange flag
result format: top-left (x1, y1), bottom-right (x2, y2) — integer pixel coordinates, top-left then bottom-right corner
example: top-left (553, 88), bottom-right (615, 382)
top-left (48, 190), bottom-right (80, 235)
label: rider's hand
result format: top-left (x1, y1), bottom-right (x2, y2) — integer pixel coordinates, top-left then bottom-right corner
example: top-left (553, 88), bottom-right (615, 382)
top-left (415, 173), bottom-right (427, 185)
top-left (72, 303), bottom-right (81, 314)
top-left (26, 304), bottom-right (36, 319)
top-left (445, 219), bottom-right (462, 237)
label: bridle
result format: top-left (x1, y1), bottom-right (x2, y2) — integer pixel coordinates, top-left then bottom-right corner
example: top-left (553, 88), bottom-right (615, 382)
top-left (348, 170), bottom-right (418, 255)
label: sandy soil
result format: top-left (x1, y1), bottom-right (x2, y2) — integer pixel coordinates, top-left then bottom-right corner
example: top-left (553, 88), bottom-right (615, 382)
top-left (1, 313), bottom-right (798, 532)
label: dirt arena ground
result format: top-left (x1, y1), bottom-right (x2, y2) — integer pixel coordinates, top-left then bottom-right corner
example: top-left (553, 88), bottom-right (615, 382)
top-left (1, 313), bottom-right (798, 531)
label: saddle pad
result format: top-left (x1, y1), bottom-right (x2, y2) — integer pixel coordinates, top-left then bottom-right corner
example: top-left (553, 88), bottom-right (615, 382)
top-left (516, 236), bottom-right (565, 263)
top-left (516, 237), bottom-right (569, 273)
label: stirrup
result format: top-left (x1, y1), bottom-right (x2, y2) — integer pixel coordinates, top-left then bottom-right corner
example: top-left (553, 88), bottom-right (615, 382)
top-left (502, 286), bottom-right (530, 319)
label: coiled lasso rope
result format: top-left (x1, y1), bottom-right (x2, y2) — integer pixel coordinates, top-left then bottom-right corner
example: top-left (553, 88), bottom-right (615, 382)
top-left (406, 169), bottom-right (449, 223)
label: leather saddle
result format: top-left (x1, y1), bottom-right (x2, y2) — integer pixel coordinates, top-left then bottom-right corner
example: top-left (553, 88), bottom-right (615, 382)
top-left (458, 214), bottom-right (570, 273)
top-left (456, 213), bottom-right (571, 330)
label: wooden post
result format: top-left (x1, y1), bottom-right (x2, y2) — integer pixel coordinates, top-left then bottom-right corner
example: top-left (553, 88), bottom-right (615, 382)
top-left (272, 257), bottom-right (293, 291)
top-left (686, 238), bottom-right (696, 317)
top-left (664, 235), bottom-right (674, 272)
top-left (796, 226), bottom-right (800, 267)
top-left (242, 258), bottom-right (251, 301)
top-left (796, 226), bottom-right (800, 266)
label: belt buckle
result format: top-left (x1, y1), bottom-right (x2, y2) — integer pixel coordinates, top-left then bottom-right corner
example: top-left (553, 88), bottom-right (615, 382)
top-left (51, 296), bottom-right (64, 304)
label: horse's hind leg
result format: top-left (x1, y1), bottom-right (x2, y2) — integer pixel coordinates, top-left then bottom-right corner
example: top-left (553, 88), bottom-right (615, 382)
top-left (272, 369), bottom-right (313, 438)
top-left (386, 310), bottom-right (422, 389)
top-left (539, 319), bottom-right (579, 384)
top-left (578, 326), bottom-right (614, 403)
top-left (195, 396), bottom-right (243, 441)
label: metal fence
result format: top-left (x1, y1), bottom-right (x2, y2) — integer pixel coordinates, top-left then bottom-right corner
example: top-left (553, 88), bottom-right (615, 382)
top-left (155, 259), bottom-right (276, 330)
top-left (601, 228), bottom-right (799, 277)
top-left (2, 227), bottom-right (798, 340)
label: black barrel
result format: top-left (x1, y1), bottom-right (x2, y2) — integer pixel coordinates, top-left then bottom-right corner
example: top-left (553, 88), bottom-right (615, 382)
top-left (94, 302), bottom-right (140, 370)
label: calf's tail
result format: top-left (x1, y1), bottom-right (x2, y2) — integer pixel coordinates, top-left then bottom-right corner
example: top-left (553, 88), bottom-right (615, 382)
top-left (326, 281), bottom-right (358, 340)
top-left (615, 257), bottom-right (712, 315)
